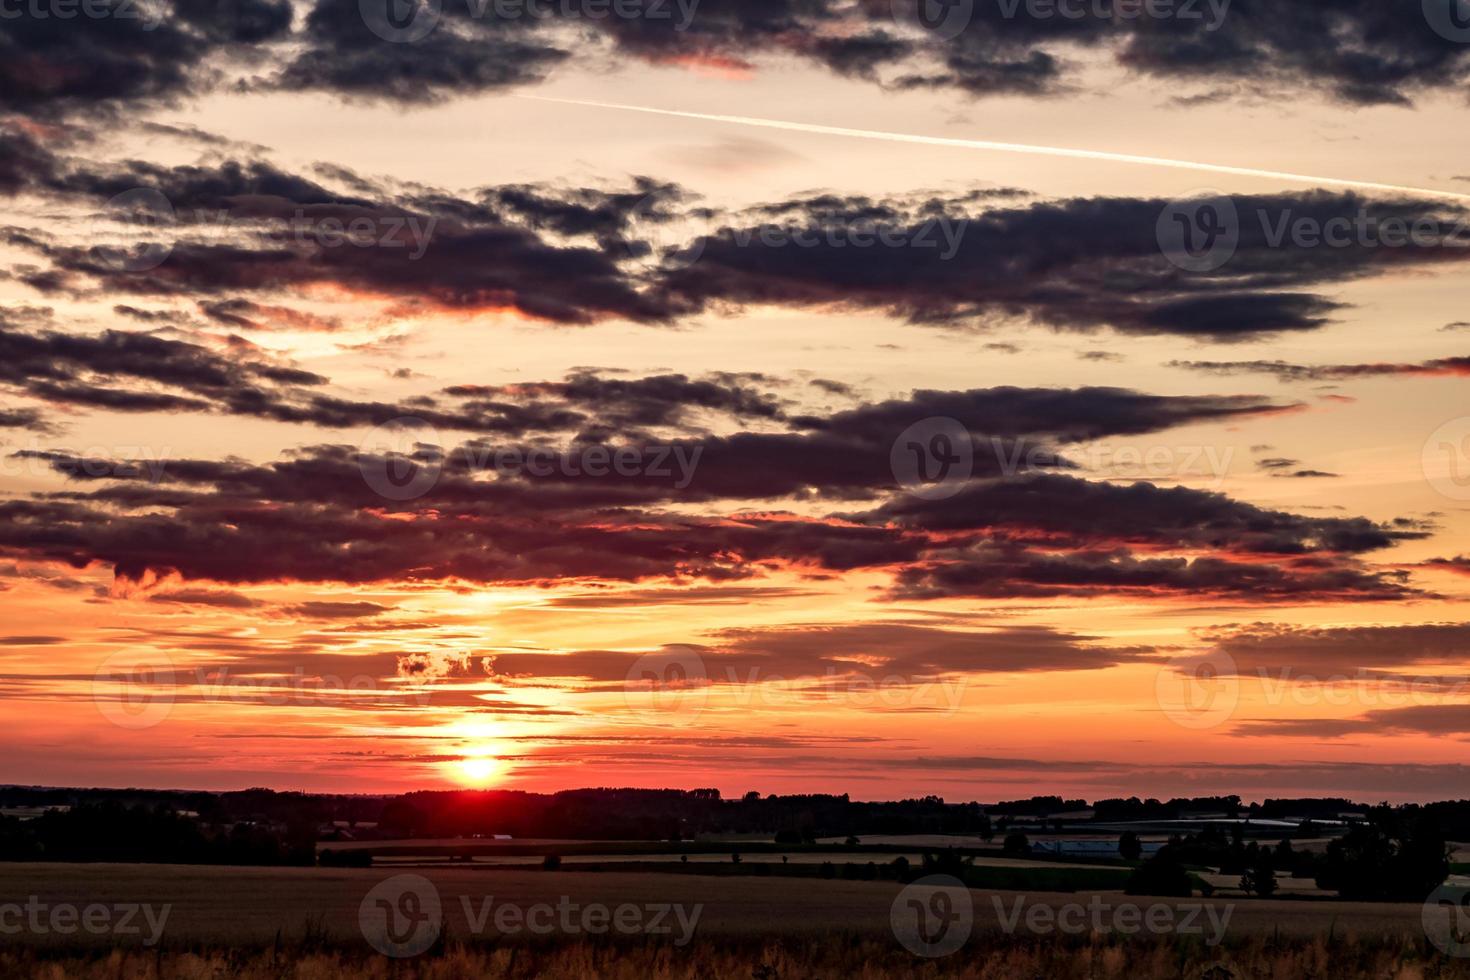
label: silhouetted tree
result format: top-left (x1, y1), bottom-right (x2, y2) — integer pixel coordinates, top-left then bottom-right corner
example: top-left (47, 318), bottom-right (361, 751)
top-left (1240, 853), bottom-right (1276, 897)
top-left (1125, 848), bottom-right (1193, 897)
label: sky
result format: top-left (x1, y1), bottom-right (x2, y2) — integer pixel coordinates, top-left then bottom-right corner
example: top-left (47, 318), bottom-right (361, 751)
top-left (3, 0), bottom-right (1470, 802)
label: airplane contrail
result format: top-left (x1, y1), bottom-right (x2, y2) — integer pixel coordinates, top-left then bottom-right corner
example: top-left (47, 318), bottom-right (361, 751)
top-left (525, 95), bottom-right (1470, 204)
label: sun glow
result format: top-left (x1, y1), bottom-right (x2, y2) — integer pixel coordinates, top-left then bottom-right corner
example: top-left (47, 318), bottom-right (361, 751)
top-left (456, 755), bottom-right (504, 785)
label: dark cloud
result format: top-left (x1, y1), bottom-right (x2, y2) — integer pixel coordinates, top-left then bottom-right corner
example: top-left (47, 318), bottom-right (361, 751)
top-left (1236, 705), bottom-right (1470, 739)
top-left (11, 137), bottom-right (1469, 345)
top-left (1172, 356), bottom-right (1470, 382)
top-left (282, 600), bottom-right (393, 618)
top-left (1424, 556), bottom-right (1470, 577)
top-left (1274, 468), bottom-right (1339, 479)
top-left (1205, 622), bottom-right (1470, 674)
top-left (0, 306), bottom-right (792, 433)
top-left (868, 472), bottom-right (1418, 554)
top-left (1255, 457), bottom-right (1339, 479)
top-left (0, 406), bottom-right (51, 430)
top-left (0, 0), bottom-right (290, 118)
top-left (543, 585), bottom-right (817, 608)
top-left (11, 162), bottom-right (676, 327)
top-left (650, 192), bottom-right (1470, 341)
top-left (282, 0), bottom-right (1470, 107)
top-left (2, 0), bottom-right (1468, 120)
top-left (277, 0), bottom-right (568, 102)
top-left (148, 588), bottom-right (264, 609)
top-left (487, 622), bottom-right (1151, 687)
top-left (795, 386), bottom-right (1285, 443)
top-left (0, 390), bottom-right (1422, 602)
top-left (889, 546), bottom-right (1414, 602)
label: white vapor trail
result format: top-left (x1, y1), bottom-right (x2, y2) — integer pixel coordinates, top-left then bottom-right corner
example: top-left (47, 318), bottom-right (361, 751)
top-left (525, 96), bottom-right (1470, 204)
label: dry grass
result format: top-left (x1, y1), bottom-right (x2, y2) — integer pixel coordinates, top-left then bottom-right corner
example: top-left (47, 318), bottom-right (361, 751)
top-left (3, 935), bottom-right (1470, 980)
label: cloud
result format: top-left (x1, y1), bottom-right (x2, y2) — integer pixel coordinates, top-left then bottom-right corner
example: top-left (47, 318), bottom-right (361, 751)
top-left (276, 0), bottom-right (568, 102)
top-left (888, 546), bottom-right (1415, 602)
top-left (281, 600), bottom-right (393, 619)
top-left (867, 472), bottom-right (1417, 554)
top-left (149, 588), bottom-right (264, 608)
top-left (1204, 622), bottom-right (1470, 674)
top-left (1236, 705), bottom-right (1470, 739)
top-left (650, 192), bottom-right (1470, 341)
top-left (487, 622), bottom-right (1152, 687)
top-left (0, 305), bottom-right (797, 433)
top-left (11, 138), bottom-right (1470, 344)
top-left (4, 0), bottom-right (1470, 120)
top-left (1423, 556), bottom-right (1470, 577)
top-left (1171, 356), bottom-right (1470, 383)
top-left (0, 378), bottom-right (1422, 603)
top-left (0, 0), bottom-right (291, 118)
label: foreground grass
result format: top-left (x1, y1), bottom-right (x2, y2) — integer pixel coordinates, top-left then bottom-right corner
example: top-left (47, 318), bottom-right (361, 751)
top-left (6, 935), bottom-right (1470, 980)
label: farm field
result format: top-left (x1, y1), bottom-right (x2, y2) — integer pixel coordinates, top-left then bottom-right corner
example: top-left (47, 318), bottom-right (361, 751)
top-left (0, 861), bottom-right (1440, 948)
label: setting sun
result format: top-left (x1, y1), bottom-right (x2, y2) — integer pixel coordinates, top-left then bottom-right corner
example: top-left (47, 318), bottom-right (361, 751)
top-left (455, 756), bottom-right (505, 786)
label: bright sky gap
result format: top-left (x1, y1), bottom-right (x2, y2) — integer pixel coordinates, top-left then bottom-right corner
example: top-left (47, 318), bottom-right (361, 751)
top-left (528, 96), bottom-right (1470, 204)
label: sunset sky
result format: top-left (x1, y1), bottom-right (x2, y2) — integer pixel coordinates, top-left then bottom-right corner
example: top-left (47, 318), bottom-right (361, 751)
top-left (3, 0), bottom-right (1470, 801)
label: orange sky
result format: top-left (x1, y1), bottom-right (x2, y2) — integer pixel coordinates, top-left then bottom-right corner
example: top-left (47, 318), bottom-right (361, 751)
top-left (2, 4), bottom-right (1470, 801)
